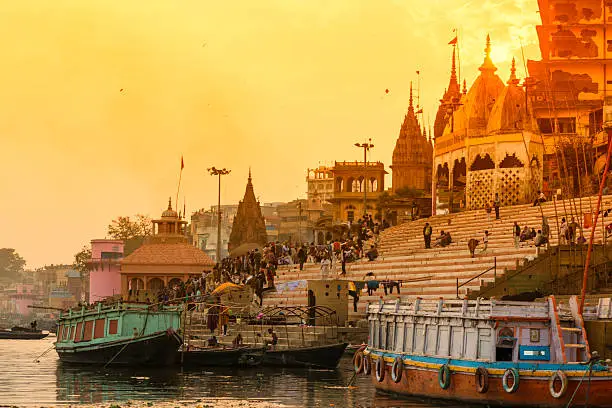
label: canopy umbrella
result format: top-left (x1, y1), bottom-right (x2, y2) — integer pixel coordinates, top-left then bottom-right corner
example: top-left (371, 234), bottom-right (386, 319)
top-left (211, 282), bottom-right (243, 296)
top-left (229, 242), bottom-right (262, 257)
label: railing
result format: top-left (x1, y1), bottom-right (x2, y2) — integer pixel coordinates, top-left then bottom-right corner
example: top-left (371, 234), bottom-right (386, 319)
top-left (456, 257), bottom-right (496, 299)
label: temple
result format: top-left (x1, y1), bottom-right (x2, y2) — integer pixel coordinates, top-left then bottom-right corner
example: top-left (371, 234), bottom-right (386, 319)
top-left (120, 198), bottom-right (214, 301)
top-left (228, 170), bottom-right (269, 249)
top-left (434, 36), bottom-right (543, 211)
top-left (390, 83), bottom-right (433, 194)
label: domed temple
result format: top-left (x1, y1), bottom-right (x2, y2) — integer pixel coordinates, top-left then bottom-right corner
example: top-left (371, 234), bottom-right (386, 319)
top-left (228, 170), bottom-right (269, 250)
top-left (391, 83), bottom-right (433, 193)
top-left (120, 198), bottom-right (215, 301)
top-left (433, 36), bottom-right (543, 211)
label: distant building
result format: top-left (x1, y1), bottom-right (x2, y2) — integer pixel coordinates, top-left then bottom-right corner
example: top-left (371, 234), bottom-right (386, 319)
top-left (89, 239), bottom-right (124, 302)
top-left (190, 206), bottom-right (235, 262)
top-left (306, 166), bottom-right (334, 203)
top-left (228, 170), bottom-right (269, 250)
top-left (120, 198), bottom-right (214, 301)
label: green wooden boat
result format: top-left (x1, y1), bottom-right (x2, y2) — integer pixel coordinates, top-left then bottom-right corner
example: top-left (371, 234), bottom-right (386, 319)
top-left (55, 302), bottom-right (182, 366)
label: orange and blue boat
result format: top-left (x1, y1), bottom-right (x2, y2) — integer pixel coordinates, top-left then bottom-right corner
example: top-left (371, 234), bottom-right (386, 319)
top-left (354, 295), bottom-right (612, 407)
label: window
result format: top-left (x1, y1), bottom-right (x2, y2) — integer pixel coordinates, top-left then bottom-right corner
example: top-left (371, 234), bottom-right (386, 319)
top-left (94, 319), bottom-right (106, 339)
top-left (557, 117), bottom-right (576, 134)
top-left (82, 320), bottom-right (94, 341)
top-left (108, 319), bottom-right (118, 335)
top-left (537, 118), bottom-right (554, 134)
top-left (74, 322), bottom-right (83, 342)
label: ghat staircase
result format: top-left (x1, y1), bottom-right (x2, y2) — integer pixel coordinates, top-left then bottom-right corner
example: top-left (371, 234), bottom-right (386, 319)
top-left (261, 195), bottom-right (612, 321)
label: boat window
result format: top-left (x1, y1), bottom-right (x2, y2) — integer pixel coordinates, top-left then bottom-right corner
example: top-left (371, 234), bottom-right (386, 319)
top-left (57, 325), bottom-right (63, 341)
top-left (82, 321), bottom-right (94, 341)
top-left (75, 322), bottom-right (83, 342)
top-left (63, 326), bottom-right (69, 342)
top-left (109, 319), bottom-right (118, 335)
top-left (94, 319), bottom-right (105, 339)
top-left (496, 327), bottom-right (516, 362)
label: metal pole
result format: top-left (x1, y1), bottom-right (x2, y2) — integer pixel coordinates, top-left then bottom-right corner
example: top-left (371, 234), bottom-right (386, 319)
top-left (217, 173), bottom-right (221, 263)
top-left (363, 145), bottom-right (367, 216)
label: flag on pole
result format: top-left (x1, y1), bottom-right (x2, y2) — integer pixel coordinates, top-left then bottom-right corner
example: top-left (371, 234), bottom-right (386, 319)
top-left (448, 36), bottom-right (458, 45)
top-left (181, 156), bottom-right (184, 170)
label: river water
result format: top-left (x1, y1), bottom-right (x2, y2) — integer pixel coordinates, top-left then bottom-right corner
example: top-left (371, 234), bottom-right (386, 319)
top-left (0, 336), bottom-right (466, 407)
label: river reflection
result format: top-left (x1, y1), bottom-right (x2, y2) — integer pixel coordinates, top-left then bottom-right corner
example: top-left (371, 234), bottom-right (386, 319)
top-left (1, 337), bottom-right (468, 407)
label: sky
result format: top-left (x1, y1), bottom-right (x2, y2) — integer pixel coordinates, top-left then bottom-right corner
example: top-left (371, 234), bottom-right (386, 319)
top-left (0, 0), bottom-right (541, 268)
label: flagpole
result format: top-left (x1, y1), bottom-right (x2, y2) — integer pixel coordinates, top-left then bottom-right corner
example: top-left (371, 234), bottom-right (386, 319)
top-left (175, 156), bottom-right (184, 212)
top-left (456, 28), bottom-right (461, 88)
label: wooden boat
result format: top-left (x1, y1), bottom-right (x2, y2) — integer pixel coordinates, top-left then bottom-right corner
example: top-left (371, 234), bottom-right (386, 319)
top-left (354, 296), bottom-right (612, 407)
top-left (55, 302), bottom-right (182, 366)
top-left (262, 342), bottom-right (348, 369)
top-left (179, 345), bottom-right (265, 367)
top-left (0, 326), bottom-right (49, 340)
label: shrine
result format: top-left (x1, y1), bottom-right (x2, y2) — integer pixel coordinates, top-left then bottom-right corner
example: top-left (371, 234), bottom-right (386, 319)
top-left (228, 170), bottom-right (269, 250)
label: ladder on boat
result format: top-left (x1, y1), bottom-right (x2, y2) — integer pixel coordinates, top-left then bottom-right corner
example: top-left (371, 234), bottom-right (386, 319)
top-left (550, 296), bottom-right (591, 364)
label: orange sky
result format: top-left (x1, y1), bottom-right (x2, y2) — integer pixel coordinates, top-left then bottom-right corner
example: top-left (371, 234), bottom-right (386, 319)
top-left (0, 0), bottom-right (541, 268)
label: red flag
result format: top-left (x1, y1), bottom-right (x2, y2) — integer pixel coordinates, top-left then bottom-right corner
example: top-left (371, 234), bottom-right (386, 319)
top-left (181, 156), bottom-right (184, 170)
top-left (448, 36), bottom-right (458, 45)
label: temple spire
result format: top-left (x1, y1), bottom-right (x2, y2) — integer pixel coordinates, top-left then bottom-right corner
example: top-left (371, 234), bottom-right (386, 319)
top-left (479, 34), bottom-right (497, 73)
top-left (463, 79), bottom-right (467, 94)
top-left (507, 57), bottom-right (519, 85)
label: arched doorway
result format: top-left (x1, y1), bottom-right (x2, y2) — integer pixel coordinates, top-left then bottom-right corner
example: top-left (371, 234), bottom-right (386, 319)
top-left (129, 278), bottom-right (144, 291)
top-left (168, 278), bottom-right (182, 289)
top-left (148, 278), bottom-right (164, 293)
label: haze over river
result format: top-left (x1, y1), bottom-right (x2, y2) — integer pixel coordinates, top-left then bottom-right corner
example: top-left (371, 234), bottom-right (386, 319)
top-left (0, 336), bottom-right (468, 407)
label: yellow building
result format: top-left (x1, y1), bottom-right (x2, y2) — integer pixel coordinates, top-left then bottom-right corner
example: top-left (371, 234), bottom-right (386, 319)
top-left (434, 36), bottom-right (543, 211)
top-left (329, 161), bottom-right (387, 222)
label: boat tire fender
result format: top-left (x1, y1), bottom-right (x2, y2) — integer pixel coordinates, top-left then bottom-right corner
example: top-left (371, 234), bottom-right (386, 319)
top-left (475, 366), bottom-right (489, 393)
top-left (502, 368), bottom-right (520, 393)
top-left (363, 354), bottom-right (372, 375)
top-left (353, 351), bottom-right (364, 374)
top-left (549, 370), bottom-right (568, 399)
top-left (438, 364), bottom-right (451, 390)
top-left (375, 357), bottom-right (385, 382)
top-left (391, 356), bottom-right (403, 383)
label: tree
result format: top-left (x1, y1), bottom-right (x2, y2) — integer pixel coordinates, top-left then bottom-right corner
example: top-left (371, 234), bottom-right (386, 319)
top-left (395, 186), bottom-right (425, 198)
top-left (73, 246), bottom-right (91, 275)
top-left (107, 214), bottom-right (153, 256)
top-left (108, 214), bottom-right (152, 241)
top-left (0, 248), bottom-right (26, 281)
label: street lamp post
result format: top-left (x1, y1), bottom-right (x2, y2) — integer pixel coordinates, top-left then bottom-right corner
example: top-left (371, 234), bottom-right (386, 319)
top-left (297, 200), bottom-right (302, 244)
top-left (354, 139), bottom-right (374, 217)
top-left (207, 167), bottom-right (231, 263)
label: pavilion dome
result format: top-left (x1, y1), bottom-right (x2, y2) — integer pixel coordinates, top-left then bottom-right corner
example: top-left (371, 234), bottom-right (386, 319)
top-left (487, 58), bottom-right (537, 134)
top-left (161, 198), bottom-right (179, 219)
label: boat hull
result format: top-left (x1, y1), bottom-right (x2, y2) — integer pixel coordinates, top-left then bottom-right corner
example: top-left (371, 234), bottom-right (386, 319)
top-left (0, 331), bottom-right (49, 340)
top-left (56, 330), bottom-right (182, 366)
top-left (367, 355), bottom-right (612, 408)
top-left (179, 346), bottom-right (265, 367)
top-left (262, 343), bottom-right (348, 369)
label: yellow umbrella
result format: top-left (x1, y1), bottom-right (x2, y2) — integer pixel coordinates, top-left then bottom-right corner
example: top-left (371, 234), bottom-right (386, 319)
top-left (211, 282), bottom-right (242, 295)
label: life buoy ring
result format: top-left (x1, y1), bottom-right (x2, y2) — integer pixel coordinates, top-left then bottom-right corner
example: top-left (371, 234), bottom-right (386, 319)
top-left (502, 368), bottom-right (520, 393)
top-left (353, 351), bottom-right (364, 374)
top-left (363, 354), bottom-right (372, 375)
top-left (375, 357), bottom-right (386, 382)
top-left (438, 364), bottom-right (451, 390)
top-left (549, 370), bottom-right (568, 399)
top-left (391, 356), bottom-right (403, 383)
top-left (475, 366), bottom-right (489, 393)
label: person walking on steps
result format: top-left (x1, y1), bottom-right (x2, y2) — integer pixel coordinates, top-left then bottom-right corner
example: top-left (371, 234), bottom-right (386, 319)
top-left (481, 230), bottom-right (490, 254)
top-left (494, 193), bottom-right (501, 220)
top-left (513, 221), bottom-right (520, 249)
top-left (423, 222), bottom-right (432, 249)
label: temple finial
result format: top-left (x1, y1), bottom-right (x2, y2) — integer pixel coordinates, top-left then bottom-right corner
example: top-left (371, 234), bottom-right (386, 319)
top-left (462, 79), bottom-right (467, 94)
top-left (451, 46), bottom-right (457, 81)
top-left (168, 196), bottom-right (172, 210)
top-left (479, 34), bottom-right (497, 73)
top-left (508, 57), bottom-right (519, 85)
top-left (409, 81), bottom-right (413, 110)
top-left (248, 166), bottom-right (252, 181)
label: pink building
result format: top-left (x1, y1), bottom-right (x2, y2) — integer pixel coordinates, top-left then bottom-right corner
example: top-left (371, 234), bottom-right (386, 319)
top-left (89, 239), bottom-right (124, 302)
top-left (10, 283), bottom-right (39, 316)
